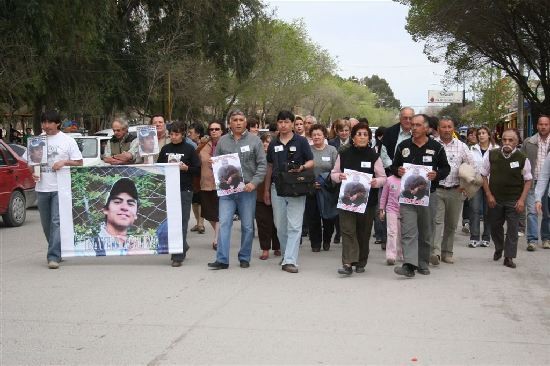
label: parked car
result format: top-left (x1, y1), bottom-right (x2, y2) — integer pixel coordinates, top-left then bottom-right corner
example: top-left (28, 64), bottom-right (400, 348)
top-left (73, 136), bottom-right (111, 166)
top-left (8, 143), bottom-right (26, 157)
top-left (0, 140), bottom-right (36, 227)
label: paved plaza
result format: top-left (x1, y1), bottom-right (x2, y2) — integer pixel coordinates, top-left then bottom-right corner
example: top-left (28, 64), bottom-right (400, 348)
top-left (1, 209), bottom-right (549, 365)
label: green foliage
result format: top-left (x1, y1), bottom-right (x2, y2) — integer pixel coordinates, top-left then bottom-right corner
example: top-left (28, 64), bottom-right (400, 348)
top-left (361, 75), bottom-right (401, 109)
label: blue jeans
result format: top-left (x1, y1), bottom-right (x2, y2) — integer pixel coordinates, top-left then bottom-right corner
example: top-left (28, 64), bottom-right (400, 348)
top-left (526, 182), bottom-right (550, 242)
top-left (37, 192), bottom-right (61, 262)
top-left (469, 189), bottom-right (491, 241)
top-left (216, 190), bottom-right (256, 264)
top-left (270, 184), bottom-right (306, 266)
top-left (172, 191), bottom-right (193, 262)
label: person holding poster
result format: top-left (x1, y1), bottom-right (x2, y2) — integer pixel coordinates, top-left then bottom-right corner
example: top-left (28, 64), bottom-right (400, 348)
top-left (391, 114), bottom-right (450, 278)
top-left (264, 110), bottom-right (314, 274)
top-left (330, 122), bottom-right (386, 275)
top-left (207, 110), bottom-right (266, 270)
top-left (157, 121), bottom-right (201, 267)
top-left (126, 114), bottom-right (170, 163)
top-left (26, 110), bottom-right (83, 269)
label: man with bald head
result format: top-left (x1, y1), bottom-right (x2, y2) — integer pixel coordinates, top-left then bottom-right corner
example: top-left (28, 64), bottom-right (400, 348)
top-left (380, 107), bottom-right (414, 169)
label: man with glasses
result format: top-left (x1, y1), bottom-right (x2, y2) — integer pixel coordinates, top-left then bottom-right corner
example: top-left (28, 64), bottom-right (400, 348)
top-left (381, 107), bottom-right (414, 169)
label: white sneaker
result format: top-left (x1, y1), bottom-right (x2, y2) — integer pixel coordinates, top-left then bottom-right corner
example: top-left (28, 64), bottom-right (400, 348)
top-left (48, 261), bottom-right (59, 269)
top-left (479, 240), bottom-right (490, 247)
top-left (462, 223), bottom-right (470, 234)
top-left (518, 231), bottom-right (525, 237)
top-left (468, 240), bottom-right (479, 248)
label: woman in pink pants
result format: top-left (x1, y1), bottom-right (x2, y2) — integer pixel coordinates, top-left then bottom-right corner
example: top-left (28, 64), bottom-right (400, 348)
top-left (379, 175), bottom-right (403, 265)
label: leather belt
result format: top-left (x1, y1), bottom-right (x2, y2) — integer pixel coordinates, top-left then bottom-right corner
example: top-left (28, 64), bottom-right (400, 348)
top-left (438, 185), bottom-right (459, 190)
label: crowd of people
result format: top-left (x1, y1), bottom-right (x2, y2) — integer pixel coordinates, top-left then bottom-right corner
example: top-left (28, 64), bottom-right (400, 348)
top-left (30, 108), bottom-right (550, 276)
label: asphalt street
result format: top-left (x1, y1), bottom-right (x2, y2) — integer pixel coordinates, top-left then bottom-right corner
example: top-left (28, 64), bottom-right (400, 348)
top-left (1, 209), bottom-right (549, 365)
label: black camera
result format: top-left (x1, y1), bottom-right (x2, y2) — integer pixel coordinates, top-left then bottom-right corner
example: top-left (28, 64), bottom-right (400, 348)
top-left (287, 161), bottom-right (301, 171)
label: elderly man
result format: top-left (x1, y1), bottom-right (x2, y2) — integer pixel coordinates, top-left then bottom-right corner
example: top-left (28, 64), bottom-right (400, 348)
top-left (207, 110), bottom-right (267, 269)
top-left (430, 117), bottom-right (476, 265)
top-left (304, 115), bottom-right (316, 137)
top-left (381, 107), bottom-right (414, 169)
top-left (103, 119), bottom-right (136, 165)
top-left (481, 129), bottom-right (532, 268)
top-left (521, 115), bottom-right (550, 251)
top-left (392, 114), bottom-right (450, 278)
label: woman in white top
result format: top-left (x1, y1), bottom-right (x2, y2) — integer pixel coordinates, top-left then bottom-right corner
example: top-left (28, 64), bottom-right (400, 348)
top-left (469, 126), bottom-right (498, 248)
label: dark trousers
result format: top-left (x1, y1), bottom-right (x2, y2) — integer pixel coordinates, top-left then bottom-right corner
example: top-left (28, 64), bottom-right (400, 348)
top-left (374, 189), bottom-right (387, 241)
top-left (340, 206), bottom-right (376, 267)
top-left (489, 200), bottom-right (519, 258)
top-left (255, 201), bottom-right (280, 251)
top-left (172, 191), bottom-right (193, 262)
top-left (306, 195), bottom-right (335, 248)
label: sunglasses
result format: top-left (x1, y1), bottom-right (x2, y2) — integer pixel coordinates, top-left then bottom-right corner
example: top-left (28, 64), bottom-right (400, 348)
top-left (209, 128), bottom-right (221, 131)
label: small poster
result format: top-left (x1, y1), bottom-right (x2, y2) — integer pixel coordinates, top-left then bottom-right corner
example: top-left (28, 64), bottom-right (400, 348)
top-left (399, 163), bottom-right (431, 206)
top-left (212, 153), bottom-right (245, 196)
top-left (137, 126), bottom-right (159, 156)
top-left (26, 136), bottom-right (47, 166)
top-left (337, 169), bottom-right (372, 213)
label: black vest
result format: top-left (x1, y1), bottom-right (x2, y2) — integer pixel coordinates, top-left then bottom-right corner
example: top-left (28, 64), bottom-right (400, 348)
top-left (339, 145), bottom-right (379, 207)
top-left (489, 149), bottom-right (526, 202)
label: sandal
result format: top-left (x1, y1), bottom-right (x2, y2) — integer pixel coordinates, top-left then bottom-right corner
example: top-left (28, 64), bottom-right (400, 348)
top-left (198, 226), bottom-right (205, 234)
top-left (212, 242), bottom-right (217, 251)
top-left (190, 225), bottom-right (199, 232)
top-left (273, 250), bottom-right (281, 256)
top-left (259, 250), bottom-right (269, 260)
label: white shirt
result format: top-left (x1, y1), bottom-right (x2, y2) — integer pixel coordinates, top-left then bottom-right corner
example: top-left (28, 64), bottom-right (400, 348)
top-left (435, 137), bottom-right (475, 187)
top-left (380, 126), bottom-right (411, 168)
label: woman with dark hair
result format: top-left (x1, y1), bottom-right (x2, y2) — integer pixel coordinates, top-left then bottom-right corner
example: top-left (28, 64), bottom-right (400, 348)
top-left (307, 123), bottom-right (338, 252)
top-left (469, 126), bottom-right (498, 248)
top-left (198, 120), bottom-right (225, 250)
top-left (330, 122), bottom-right (387, 275)
top-left (255, 133), bottom-right (281, 259)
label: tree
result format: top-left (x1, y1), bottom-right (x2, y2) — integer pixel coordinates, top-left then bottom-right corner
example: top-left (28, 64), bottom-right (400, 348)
top-left (399, 0), bottom-right (550, 116)
top-left (361, 75), bottom-right (401, 109)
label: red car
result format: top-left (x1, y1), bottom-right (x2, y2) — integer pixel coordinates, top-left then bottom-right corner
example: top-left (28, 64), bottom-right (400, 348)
top-left (0, 140), bottom-right (36, 226)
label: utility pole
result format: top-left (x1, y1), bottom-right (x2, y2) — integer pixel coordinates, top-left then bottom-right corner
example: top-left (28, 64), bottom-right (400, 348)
top-left (167, 69), bottom-right (172, 122)
top-left (517, 63), bottom-right (525, 139)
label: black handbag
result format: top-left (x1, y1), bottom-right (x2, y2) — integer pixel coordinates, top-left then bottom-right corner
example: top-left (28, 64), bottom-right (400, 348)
top-left (275, 170), bottom-right (316, 197)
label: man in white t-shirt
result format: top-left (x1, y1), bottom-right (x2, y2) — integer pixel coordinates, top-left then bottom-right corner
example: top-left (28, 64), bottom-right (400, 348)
top-left (26, 111), bottom-right (83, 269)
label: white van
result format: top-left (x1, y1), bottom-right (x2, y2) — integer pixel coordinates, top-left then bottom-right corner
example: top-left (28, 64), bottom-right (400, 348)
top-left (73, 136), bottom-right (111, 166)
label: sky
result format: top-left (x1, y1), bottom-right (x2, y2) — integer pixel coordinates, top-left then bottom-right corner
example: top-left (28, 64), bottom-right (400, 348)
top-left (265, 0), bottom-right (454, 112)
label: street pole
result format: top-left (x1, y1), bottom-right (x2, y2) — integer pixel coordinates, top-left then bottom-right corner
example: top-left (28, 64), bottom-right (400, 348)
top-left (517, 63), bottom-right (525, 139)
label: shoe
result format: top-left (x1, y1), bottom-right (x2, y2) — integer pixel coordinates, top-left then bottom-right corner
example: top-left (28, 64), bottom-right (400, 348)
top-left (462, 223), bottom-right (470, 234)
top-left (212, 242), bottom-right (217, 251)
top-left (386, 258), bottom-right (395, 266)
top-left (338, 265), bottom-right (353, 275)
top-left (503, 257), bottom-right (516, 268)
top-left (430, 254), bottom-right (440, 266)
top-left (302, 230), bottom-right (309, 237)
top-left (239, 261), bottom-right (250, 268)
top-left (233, 214), bottom-right (239, 221)
top-left (259, 251), bottom-right (269, 260)
top-left (190, 225), bottom-right (199, 232)
top-left (198, 226), bottom-right (205, 234)
top-left (312, 247), bottom-right (321, 252)
top-left (394, 264), bottom-right (415, 278)
top-left (527, 242), bottom-right (536, 252)
top-left (543, 240), bottom-right (550, 249)
top-left (417, 267), bottom-right (430, 275)
top-left (282, 264), bottom-right (299, 273)
top-left (355, 266), bottom-right (365, 273)
top-left (442, 256), bottom-right (454, 264)
top-left (323, 241), bottom-right (331, 251)
top-left (381, 242), bottom-right (386, 250)
top-left (48, 261), bottom-right (59, 269)
top-left (493, 250), bottom-right (503, 261)
top-left (469, 240), bottom-right (479, 248)
top-left (374, 240), bottom-right (383, 244)
top-left (479, 240), bottom-right (490, 247)
top-left (208, 261), bottom-right (228, 269)
top-left (274, 250), bottom-right (281, 256)
top-left (333, 237), bottom-right (340, 244)
top-left (518, 231), bottom-right (525, 237)
top-left (171, 260), bottom-right (182, 267)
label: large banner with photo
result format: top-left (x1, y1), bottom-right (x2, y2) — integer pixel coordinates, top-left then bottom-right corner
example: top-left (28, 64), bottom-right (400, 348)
top-left (58, 164), bottom-right (183, 257)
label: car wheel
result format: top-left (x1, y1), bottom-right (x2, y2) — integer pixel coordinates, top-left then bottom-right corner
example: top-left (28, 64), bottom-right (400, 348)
top-left (2, 190), bottom-right (26, 227)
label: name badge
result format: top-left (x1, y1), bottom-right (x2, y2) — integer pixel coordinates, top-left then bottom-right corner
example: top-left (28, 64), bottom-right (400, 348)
top-left (510, 161), bottom-right (520, 168)
top-left (289, 146), bottom-right (297, 152)
top-left (274, 145), bottom-right (283, 152)
top-left (322, 156), bottom-right (331, 162)
top-left (361, 161), bottom-right (371, 168)
top-left (240, 145), bottom-right (250, 152)
top-left (423, 156), bottom-right (432, 163)
top-left (426, 149), bottom-right (435, 155)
